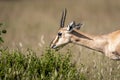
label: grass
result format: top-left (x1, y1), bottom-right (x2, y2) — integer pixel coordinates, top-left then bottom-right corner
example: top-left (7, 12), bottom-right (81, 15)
top-left (0, 47), bottom-right (120, 80)
top-left (0, 48), bottom-right (86, 80)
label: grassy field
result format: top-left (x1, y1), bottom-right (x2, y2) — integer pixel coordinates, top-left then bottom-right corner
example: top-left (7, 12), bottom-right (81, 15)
top-left (0, 0), bottom-right (120, 80)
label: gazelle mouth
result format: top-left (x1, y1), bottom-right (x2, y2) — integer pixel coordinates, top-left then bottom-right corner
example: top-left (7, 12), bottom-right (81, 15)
top-left (51, 45), bottom-right (56, 49)
top-left (51, 44), bottom-right (67, 51)
top-left (50, 45), bottom-right (60, 51)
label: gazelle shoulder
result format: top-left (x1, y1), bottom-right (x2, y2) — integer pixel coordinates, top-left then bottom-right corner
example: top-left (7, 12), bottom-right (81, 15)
top-left (101, 30), bottom-right (120, 44)
top-left (108, 30), bottom-right (120, 39)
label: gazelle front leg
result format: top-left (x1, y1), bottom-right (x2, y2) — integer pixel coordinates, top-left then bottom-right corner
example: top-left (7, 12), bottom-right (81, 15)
top-left (105, 51), bottom-right (120, 60)
top-left (112, 51), bottom-right (120, 60)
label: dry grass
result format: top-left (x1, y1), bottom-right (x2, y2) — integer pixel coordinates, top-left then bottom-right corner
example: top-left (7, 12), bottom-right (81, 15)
top-left (0, 0), bottom-right (120, 80)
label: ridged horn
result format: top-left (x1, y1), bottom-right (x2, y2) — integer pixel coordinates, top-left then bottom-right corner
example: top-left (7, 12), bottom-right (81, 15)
top-left (60, 8), bottom-right (67, 28)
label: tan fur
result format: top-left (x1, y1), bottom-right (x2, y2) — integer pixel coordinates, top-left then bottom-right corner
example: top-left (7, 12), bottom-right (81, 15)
top-left (70, 29), bottom-right (120, 60)
top-left (50, 27), bottom-right (120, 60)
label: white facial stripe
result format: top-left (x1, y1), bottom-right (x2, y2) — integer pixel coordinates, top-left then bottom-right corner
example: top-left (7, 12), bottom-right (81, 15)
top-left (53, 36), bottom-right (59, 44)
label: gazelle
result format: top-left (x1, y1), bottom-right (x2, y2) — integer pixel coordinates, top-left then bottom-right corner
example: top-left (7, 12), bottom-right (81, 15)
top-left (50, 9), bottom-right (120, 60)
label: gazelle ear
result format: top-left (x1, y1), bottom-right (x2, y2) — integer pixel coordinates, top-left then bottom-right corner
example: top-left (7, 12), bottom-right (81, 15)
top-left (74, 23), bottom-right (83, 30)
top-left (67, 21), bottom-right (83, 32)
top-left (67, 21), bottom-right (75, 32)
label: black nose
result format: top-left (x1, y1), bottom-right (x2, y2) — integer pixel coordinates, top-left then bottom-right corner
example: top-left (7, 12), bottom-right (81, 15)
top-left (51, 45), bottom-right (56, 49)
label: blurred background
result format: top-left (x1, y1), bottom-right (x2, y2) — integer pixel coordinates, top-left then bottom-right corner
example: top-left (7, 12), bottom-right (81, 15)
top-left (0, 0), bottom-right (120, 55)
top-left (1, 0), bottom-right (120, 50)
top-left (1, 0), bottom-right (120, 79)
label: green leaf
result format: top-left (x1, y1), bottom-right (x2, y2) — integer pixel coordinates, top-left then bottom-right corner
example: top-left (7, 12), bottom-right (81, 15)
top-left (0, 23), bottom-right (3, 26)
top-left (0, 37), bottom-right (4, 43)
top-left (2, 30), bottom-right (7, 34)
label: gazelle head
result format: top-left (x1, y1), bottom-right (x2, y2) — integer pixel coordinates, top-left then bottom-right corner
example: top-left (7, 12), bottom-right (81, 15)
top-left (50, 9), bottom-right (83, 49)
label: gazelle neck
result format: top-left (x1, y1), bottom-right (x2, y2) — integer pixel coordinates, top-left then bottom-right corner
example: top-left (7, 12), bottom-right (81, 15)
top-left (70, 30), bottom-right (107, 53)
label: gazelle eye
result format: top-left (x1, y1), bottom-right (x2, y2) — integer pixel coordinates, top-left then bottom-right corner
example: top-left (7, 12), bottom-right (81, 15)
top-left (58, 32), bottom-right (62, 37)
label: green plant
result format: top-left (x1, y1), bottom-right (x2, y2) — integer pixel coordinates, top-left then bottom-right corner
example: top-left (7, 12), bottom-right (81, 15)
top-left (0, 23), bottom-right (7, 43)
top-left (0, 48), bottom-right (86, 80)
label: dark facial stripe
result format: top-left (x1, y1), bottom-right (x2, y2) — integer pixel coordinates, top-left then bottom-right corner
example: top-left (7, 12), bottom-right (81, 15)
top-left (54, 36), bottom-right (59, 44)
top-left (50, 36), bottom-right (59, 47)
